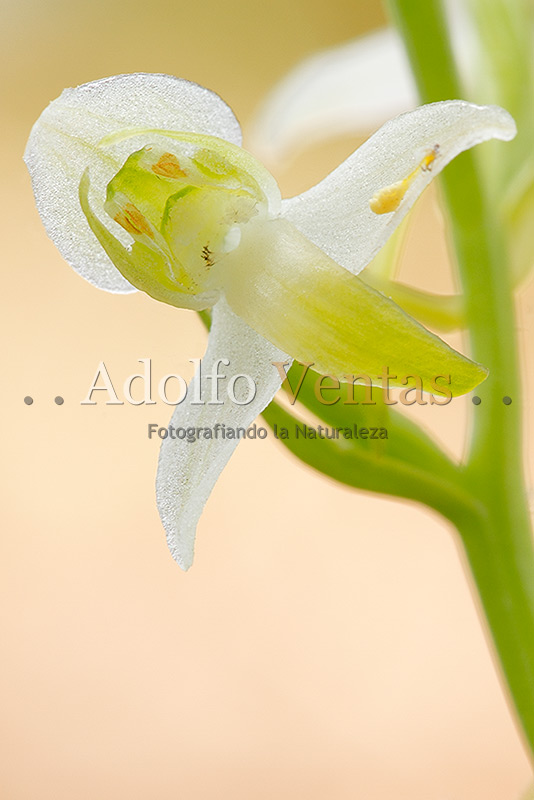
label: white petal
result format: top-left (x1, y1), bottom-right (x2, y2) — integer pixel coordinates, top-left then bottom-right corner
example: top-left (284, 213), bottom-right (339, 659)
top-left (249, 29), bottom-right (416, 164)
top-left (282, 101), bottom-right (516, 276)
top-left (24, 73), bottom-right (242, 293)
top-left (156, 299), bottom-right (288, 570)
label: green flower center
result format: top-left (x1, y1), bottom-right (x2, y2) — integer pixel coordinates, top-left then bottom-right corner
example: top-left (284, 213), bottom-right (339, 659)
top-left (104, 141), bottom-right (269, 297)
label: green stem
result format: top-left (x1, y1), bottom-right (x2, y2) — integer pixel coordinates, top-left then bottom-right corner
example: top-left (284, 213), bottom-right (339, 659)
top-left (262, 400), bottom-right (483, 526)
top-left (388, 0), bottom-right (534, 759)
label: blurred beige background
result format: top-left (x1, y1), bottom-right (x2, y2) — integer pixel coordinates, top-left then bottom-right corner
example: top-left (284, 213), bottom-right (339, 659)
top-left (2, 0), bottom-right (533, 797)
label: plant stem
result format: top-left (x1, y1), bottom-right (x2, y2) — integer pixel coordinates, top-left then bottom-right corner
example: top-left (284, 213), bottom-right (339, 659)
top-left (388, 0), bottom-right (534, 759)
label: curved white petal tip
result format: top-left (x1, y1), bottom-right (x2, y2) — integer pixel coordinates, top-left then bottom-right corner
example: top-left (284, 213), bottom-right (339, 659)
top-left (282, 100), bottom-right (516, 276)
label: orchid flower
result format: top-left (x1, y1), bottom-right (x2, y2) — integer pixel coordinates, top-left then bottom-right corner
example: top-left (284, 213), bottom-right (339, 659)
top-left (24, 73), bottom-right (515, 569)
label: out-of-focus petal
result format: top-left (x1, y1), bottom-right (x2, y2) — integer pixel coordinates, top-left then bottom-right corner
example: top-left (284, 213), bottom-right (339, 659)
top-left (282, 101), bottom-right (516, 276)
top-left (249, 3), bottom-right (476, 164)
top-left (24, 74), bottom-right (242, 293)
top-left (156, 299), bottom-right (288, 570)
top-left (249, 29), bottom-right (416, 164)
top-left (503, 157), bottom-right (534, 285)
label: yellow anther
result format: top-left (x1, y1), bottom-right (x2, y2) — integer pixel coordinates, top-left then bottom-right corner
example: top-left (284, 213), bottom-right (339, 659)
top-left (114, 202), bottom-right (154, 237)
top-left (151, 152), bottom-right (187, 178)
top-left (369, 145), bottom-right (440, 215)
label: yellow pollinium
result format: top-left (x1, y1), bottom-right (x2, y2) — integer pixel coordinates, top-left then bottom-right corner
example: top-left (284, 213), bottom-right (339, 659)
top-left (113, 201), bottom-right (155, 238)
top-left (370, 145), bottom-right (439, 214)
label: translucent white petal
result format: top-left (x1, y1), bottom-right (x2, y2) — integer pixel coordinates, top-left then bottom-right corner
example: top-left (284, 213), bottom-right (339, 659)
top-left (282, 101), bottom-right (516, 276)
top-left (249, 29), bottom-right (416, 163)
top-left (24, 73), bottom-right (242, 293)
top-left (156, 299), bottom-right (288, 570)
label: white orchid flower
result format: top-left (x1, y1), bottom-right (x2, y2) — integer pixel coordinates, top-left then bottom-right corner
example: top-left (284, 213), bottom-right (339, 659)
top-left (24, 73), bottom-right (515, 569)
